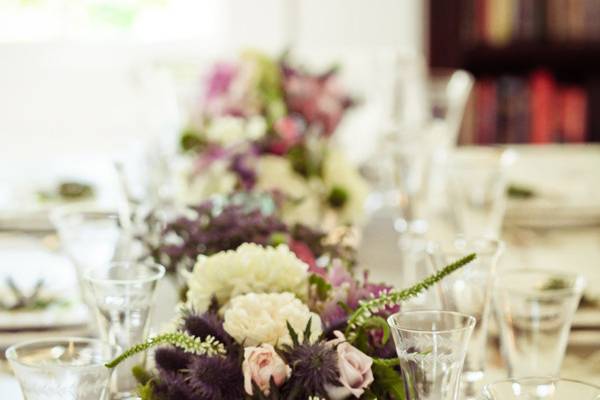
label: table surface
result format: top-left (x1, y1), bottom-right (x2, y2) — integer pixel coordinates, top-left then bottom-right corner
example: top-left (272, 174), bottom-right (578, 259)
top-left (2, 144), bottom-right (600, 398)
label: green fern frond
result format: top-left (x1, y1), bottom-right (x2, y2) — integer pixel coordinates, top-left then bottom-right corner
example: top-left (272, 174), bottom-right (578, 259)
top-left (346, 253), bottom-right (476, 338)
top-left (105, 331), bottom-right (226, 369)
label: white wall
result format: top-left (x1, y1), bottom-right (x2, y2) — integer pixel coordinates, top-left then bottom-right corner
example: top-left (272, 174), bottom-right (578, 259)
top-left (0, 0), bottom-right (425, 163)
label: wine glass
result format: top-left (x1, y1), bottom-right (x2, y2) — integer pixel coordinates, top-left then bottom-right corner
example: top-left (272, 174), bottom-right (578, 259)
top-left (494, 269), bottom-right (585, 378)
top-left (84, 261), bottom-right (165, 399)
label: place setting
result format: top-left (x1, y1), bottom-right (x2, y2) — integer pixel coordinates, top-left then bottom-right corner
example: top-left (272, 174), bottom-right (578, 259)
top-left (2, 2), bottom-right (600, 399)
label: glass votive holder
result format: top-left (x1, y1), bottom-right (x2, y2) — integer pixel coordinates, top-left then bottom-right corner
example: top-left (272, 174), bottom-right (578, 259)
top-left (6, 337), bottom-right (120, 400)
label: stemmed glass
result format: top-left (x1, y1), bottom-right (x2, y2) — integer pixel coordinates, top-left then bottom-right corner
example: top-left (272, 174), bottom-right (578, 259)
top-left (446, 148), bottom-right (515, 238)
top-left (482, 377), bottom-right (600, 399)
top-left (387, 310), bottom-right (476, 400)
top-left (84, 261), bottom-right (165, 399)
top-left (50, 206), bottom-right (125, 303)
top-left (5, 337), bottom-right (120, 400)
top-left (494, 269), bottom-right (585, 378)
top-left (427, 237), bottom-right (504, 397)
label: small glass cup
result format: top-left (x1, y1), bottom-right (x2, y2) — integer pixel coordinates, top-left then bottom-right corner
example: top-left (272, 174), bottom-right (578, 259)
top-left (50, 206), bottom-right (124, 302)
top-left (494, 269), bottom-right (585, 378)
top-left (427, 237), bottom-right (504, 396)
top-left (84, 261), bottom-right (165, 399)
top-left (6, 337), bottom-right (120, 400)
top-left (481, 377), bottom-right (600, 399)
top-left (446, 148), bottom-right (514, 239)
top-left (388, 310), bottom-right (476, 400)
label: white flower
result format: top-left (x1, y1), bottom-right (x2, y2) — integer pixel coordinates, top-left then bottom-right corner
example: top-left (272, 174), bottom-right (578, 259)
top-left (206, 115), bottom-right (267, 147)
top-left (255, 155), bottom-right (323, 226)
top-left (322, 150), bottom-right (369, 225)
top-left (173, 157), bottom-right (236, 205)
top-left (223, 292), bottom-right (322, 346)
top-left (186, 243), bottom-right (309, 312)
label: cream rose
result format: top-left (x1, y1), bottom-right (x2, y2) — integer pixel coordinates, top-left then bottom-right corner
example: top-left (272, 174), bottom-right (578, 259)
top-left (243, 343), bottom-right (291, 395)
top-left (223, 292), bottom-right (322, 346)
top-left (325, 331), bottom-right (374, 399)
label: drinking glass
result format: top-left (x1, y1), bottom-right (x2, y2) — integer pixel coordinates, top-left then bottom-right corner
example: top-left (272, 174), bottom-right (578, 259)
top-left (84, 262), bottom-right (165, 399)
top-left (387, 310), bottom-right (476, 400)
top-left (6, 337), bottom-right (120, 400)
top-left (50, 206), bottom-right (124, 302)
top-left (396, 234), bottom-right (446, 311)
top-left (482, 377), bottom-right (600, 399)
top-left (388, 125), bottom-right (435, 236)
top-left (428, 237), bottom-right (504, 396)
top-left (446, 148), bottom-right (515, 238)
top-left (494, 269), bottom-right (585, 378)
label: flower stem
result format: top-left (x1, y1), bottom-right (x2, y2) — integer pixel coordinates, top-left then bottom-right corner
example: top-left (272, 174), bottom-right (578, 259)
top-left (346, 253), bottom-right (476, 334)
top-left (105, 332), bottom-right (226, 369)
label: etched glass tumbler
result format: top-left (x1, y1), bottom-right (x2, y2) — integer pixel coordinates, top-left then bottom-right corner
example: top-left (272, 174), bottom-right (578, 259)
top-left (481, 377), bottom-right (600, 399)
top-left (84, 261), bottom-right (165, 399)
top-left (428, 237), bottom-right (504, 395)
top-left (494, 269), bottom-right (585, 378)
top-left (6, 337), bottom-right (119, 400)
top-left (388, 310), bottom-right (476, 400)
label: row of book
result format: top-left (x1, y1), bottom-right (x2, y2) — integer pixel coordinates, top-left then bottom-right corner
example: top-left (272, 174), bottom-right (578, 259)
top-left (461, 0), bottom-right (600, 47)
top-left (463, 70), bottom-right (589, 144)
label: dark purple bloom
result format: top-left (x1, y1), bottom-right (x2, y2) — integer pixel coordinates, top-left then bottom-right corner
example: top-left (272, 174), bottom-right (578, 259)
top-left (186, 355), bottom-right (245, 400)
top-left (281, 342), bottom-right (339, 398)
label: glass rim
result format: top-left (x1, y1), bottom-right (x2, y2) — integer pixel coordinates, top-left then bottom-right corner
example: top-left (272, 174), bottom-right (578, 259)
top-left (84, 261), bottom-right (166, 285)
top-left (387, 310), bottom-right (476, 334)
top-left (427, 236), bottom-right (505, 257)
top-left (5, 336), bottom-right (120, 370)
top-left (483, 376), bottom-right (600, 393)
top-left (494, 268), bottom-right (586, 297)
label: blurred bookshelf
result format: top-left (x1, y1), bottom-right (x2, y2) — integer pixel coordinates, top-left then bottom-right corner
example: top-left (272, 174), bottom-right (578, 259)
top-left (429, 0), bottom-right (600, 144)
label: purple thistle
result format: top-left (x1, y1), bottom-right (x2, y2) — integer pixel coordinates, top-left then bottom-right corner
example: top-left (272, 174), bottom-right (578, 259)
top-left (281, 342), bottom-right (339, 398)
top-left (181, 308), bottom-right (236, 351)
top-left (154, 347), bottom-right (191, 373)
top-left (186, 355), bottom-right (245, 400)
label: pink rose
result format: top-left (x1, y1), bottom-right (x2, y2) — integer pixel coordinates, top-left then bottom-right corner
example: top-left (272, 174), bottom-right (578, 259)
top-left (326, 331), bottom-right (374, 399)
top-left (242, 343), bottom-right (291, 396)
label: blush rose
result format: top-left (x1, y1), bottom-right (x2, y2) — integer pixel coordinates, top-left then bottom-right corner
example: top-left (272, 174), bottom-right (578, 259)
top-left (242, 343), bottom-right (291, 395)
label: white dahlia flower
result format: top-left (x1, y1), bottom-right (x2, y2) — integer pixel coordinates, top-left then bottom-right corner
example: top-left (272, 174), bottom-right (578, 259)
top-left (186, 243), bottom-right (309, 312)
top-left (223, 292), bottom-right (322, 346)
top-left (322, 150), bottom-right (369, 225)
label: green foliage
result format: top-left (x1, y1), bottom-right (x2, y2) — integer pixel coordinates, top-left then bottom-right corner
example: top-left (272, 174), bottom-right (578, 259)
top-left (345, 253), bottom-right (476, 339)
top-left (132, 365), bottom-right (152, 385)
top-left (180, 127), bottom-right (205, 152)
top-left (369, 362), bottom-right (406, 400)
top-left (327, 186), bottom-right (349, 208)
top-left (309, 274), bottom-right (332, 301)
top-left (105, 331), bottom-right (226, 369)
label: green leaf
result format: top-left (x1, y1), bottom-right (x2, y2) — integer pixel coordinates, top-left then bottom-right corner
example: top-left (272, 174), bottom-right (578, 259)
top-left (362, 316), bottom-right (390, 345)
top-left (302, 316), bottom-right (313, 344)
top-left (132, 365), bottom-right (152, 385)
top-left (309, 274), bottom-right (332, 300)
top-left (328, 186), bottom-right (349, 208)
top-left (286, 321), bottom-right (300, 346)
top-left (371, 363), bottom-right (406, 400)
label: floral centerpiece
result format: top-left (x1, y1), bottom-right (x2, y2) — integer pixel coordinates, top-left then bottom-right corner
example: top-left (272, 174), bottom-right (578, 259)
top-left (108, 239), bottom-right (474, 399)
top-left (140, 192), bottom-right (356, 277)
top-left (173, 51), bottom-right (368, 228)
